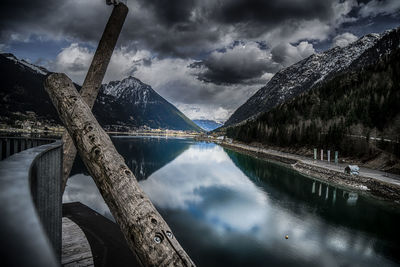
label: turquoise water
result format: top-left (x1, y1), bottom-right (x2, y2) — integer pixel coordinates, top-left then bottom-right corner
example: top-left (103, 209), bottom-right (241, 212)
top-left (64, 137), bottom-right (400, 266)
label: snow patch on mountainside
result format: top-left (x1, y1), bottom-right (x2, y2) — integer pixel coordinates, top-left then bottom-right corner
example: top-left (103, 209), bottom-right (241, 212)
top-left (269, 33), bottom-right (380, 104)
top-left (0, 53), bottom-right (200, 131)
top-left (2, 53), bottom-right (48, 75)
top-left (102, 76), bottom-right (160, 106)
top-left (225, 28), bottom-right (399, 127)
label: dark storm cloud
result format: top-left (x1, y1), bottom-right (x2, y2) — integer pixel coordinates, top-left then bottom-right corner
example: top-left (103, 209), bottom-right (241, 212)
top-left (0, 0), bottom-right (333, 58)
top-left (1, 0), bottom-right (399, 59)
top-left (1, 0), bottom-right (399, 96)
top-left (139, 25), bottom-right (222, 58)
top-left (136, 0), bottom-right (196, 25)
top-left (0, 0), bottom-right (109, 43)
top-left (214, 0), bottom-right (334, 24)
top-left (190, 42), bottom-right (279, 85)
top-left (194, 62), bottom-right (269, 85)
top-left (0, 1), bottom-right (58, 26)
top-left (0, 0), bottom-right (216, 58)
top-left (190, 40), bottom-right (317, 85)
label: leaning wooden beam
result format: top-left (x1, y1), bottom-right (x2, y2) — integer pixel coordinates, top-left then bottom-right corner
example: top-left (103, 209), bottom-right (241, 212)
top-left (61, 3), bottom-right (129, 193)
top-left (45, 73), bottom-right (195, 267)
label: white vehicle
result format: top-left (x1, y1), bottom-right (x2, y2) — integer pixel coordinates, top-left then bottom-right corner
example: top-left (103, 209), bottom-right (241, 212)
top-left (344, 165), bottom-right (360, 175)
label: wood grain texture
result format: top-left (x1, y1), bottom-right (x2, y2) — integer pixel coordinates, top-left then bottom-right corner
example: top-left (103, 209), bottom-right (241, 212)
top-left (45, 73), bottom-right (195, 267)
top-left (62, 217), bottom-right (94, 267)
top-left (61, 3), bottom-right (129, 193)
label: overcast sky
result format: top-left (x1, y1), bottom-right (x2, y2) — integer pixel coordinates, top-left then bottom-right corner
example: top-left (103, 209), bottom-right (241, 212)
top-left (1, 0), bottom-right (399, 122)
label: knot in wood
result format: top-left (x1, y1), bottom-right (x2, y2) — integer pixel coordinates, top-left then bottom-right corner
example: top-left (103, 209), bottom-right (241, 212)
top-left (154, 233), bottom-right (163, 244)
top-left (89, 135), bottom-right (96, 143)
top-left (166, 231), bottom-right (173, 239)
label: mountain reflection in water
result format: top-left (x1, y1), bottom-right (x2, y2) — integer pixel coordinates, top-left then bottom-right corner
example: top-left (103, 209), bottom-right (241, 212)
top-left (63, 137), bottom-right (400, 267)
top-left (69, 136), bottom-right (191, 180)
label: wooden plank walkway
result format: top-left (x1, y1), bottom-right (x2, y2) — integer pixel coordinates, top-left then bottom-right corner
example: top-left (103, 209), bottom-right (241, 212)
top-left (62, 217), bottom-right (94, 267)
top-left (63, 202), bottom-right (140, 267)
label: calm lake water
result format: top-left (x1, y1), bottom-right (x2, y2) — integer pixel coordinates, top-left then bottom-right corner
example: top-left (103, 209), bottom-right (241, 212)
top-left (63, 136), bottom-right (400, 267)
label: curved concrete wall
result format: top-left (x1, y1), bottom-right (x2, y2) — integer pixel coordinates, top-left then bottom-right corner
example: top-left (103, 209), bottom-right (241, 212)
top-left (0, 140), bottom-right (62, 267)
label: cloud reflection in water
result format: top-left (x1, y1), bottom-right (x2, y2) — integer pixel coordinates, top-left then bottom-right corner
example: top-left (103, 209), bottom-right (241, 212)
top-left (140, 143), bottom-right (269, 233)
top-left (63, 140), bottom-right (400, 267)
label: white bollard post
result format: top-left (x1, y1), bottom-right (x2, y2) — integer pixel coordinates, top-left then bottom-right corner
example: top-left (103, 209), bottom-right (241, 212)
top-left (321, 149), bottom-right (323, 161)
top-left (327, 150), bottom-right (330, 163)
top-left (335, 151), bottom-right (338, 164)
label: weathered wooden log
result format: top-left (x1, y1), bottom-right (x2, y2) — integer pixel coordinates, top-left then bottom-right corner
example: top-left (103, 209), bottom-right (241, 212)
top-left (61, 3), bottom-right (129, 192)
top-left (45, 73), bottom-right (195, 267)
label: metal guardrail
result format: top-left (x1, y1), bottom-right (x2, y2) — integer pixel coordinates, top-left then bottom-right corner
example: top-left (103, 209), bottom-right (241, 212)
top-left (0, 138), bottom-right (62, 267)
top-left (0, 137), bottom-right (54, 160)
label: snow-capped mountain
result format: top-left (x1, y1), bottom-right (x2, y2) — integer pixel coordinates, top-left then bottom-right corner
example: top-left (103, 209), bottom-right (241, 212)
top-left (193, 120), bottom-right (223, 131)
top-left (0, 53), bottom-right (201, 131)
top-left (1, 53), bottom-right (49, 75)
top-left (95, 76), bottom-right (201, 131)
top-left (103, 77), bottom-right (152, 101)
top-left (224, 27), bottom-right (400, 127)
top-left (0, 53), bottom-right (58, 124)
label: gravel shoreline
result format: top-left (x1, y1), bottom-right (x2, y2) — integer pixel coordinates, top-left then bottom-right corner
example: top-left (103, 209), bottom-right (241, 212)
top-left (220, 142), bottom-right (400, 204)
